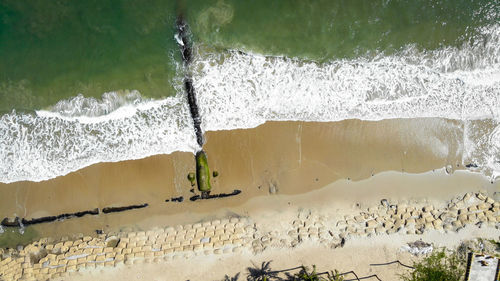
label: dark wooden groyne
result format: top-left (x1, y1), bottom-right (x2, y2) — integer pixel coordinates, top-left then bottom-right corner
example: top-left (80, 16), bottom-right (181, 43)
top-left (1, 203), bottom-right (149, 228)
top-left (175, 14), bottom-right (215, 199)
top-left (1, 209), bottom-right (99, 227)
top-left (185, 77), bottom-right (203, 146)
top-left (176, 16), bottom-right (204, 147)
top-left (102, 203), bottom-right (148, 214)
top-left (189, 189), bottom-right (241, 201)
top-left (176, 16), bottom-right (192, 65)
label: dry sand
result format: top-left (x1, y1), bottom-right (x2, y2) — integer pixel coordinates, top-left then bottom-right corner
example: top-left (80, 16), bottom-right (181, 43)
top-left (61, 169), bottom-right (499, 281)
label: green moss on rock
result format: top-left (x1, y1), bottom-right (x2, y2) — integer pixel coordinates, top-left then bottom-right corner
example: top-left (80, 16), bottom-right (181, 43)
top-left (196, 151), bottom-right (212, 193)
top-left (187, 172), bottom-right (196, 185)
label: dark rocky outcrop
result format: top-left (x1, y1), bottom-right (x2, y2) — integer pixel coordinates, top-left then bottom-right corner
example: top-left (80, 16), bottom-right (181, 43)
top-left (196, 151), bottom-right (212, 197)
top-left (168, 196), bottom-right (184, 202)
top-left (1, 208), bottom-right (100, 227)
top-left (190, 189), bottom-right (241, 201)
top-left (101, 204), bottom-right (148, 214)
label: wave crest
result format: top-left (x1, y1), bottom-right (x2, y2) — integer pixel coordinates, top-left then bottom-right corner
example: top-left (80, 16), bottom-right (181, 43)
top-left (0, 95), bottom-right (198, 183)
top-left (1, 24), bottom-right (499, 183)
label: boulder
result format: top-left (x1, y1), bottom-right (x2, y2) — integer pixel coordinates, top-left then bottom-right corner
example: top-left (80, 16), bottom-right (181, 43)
top-left (366, 220), bottom-right (377, 228)
top-left (480, 203), bottom-right (492, 210)
top-left (383, 221), bottom-right (394, 229)
top-left (452, 220), bottom-right (463, 228)
top-left (476, 192), bottom-right (487, 201)
top-left (463, 192), bottom-right (473, 201)
top-left (468, 205), bottom-right (478, 212)
top-left (432, 219), bottom-right (443, 229)
top-left (400, 212), bottom-right (411, 220)
top-left (386, 228), bottom-right (397, 235)
top-left (195, 151), bottom-right (212, 194)
top-left (443, 224), bottom-right (453, 231)
top-left (354, 215), bottom-right (364, 223)
top-left (380, 199), bottom-right (389, 208)
top-left (394, 219), bottom-right (404, 229)
top-left (106, 236), bottom-right (120, 248)
top-left (476, 212), bottom-right (486, 222)
top-left (423, 205), bottom-right (434, 212)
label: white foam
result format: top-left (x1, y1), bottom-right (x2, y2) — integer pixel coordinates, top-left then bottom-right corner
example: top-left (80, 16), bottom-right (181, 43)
top-left (192, 24), bottom-right (500, 179)
top-left (37, 92), bottom-right (165, 124)
top-left (45, 90), bottom-right (147, 118)
top-left (463, 120), bottom-right (500, 181)
top-left (1, 24), bottom-right (499, 183)
top-left (193, 44), bottom-right (499, 130)
top-left (0, 94), bottom-right (199, 183)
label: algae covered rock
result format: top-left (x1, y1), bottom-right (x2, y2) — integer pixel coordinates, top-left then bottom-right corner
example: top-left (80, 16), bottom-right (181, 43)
top-left (105, 236), bottom-right (120, 248)
top-left (196, 150), bottom-right (212, 194)
top-left (187, 172), bottom-right (196, 185)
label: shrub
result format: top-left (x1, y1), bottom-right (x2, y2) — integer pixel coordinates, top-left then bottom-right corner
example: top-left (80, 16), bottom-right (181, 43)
top-left (289, 266), bottom-right (345, 281)
top-left (400, 249), bottom-right (465, 281)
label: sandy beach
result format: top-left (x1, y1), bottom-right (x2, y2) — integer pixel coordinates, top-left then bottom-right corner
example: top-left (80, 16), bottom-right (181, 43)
top-left (1, 167), bottom-right (498, 280)
top-left (1, 2), bottom-right (499, 280)
top-left (0, 119), bottom-right (499, 281)
top-left (0, 118), bottom-right (466, 239)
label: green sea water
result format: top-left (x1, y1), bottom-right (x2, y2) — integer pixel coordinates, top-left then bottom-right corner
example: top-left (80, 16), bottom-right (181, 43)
top-left (0, 0), bottom-right (497, 112)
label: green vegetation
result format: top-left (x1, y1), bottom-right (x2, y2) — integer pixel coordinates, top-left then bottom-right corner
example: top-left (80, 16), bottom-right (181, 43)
top-left (242, 262), bottom-right (346, 281)
top-left (195, 151), bottom-right (212, 195)
top-left (400, 250), bottom-right (465, 281)
top-left (0, 227), bottom-right (39, 249)
top-left (213, 171), bottom-right (219, 177)
top-left (291, 266), bottom-right (345, 281)
top-left (187, 172), bottom-right (196, 186)
top-left (487, 239), bottom-right (500, 252)
top-left (222, 250), bottom-right (474, 281)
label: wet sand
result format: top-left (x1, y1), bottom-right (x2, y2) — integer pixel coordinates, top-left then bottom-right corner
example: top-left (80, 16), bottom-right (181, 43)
top-left (0, 118), bottom-right (476, 242)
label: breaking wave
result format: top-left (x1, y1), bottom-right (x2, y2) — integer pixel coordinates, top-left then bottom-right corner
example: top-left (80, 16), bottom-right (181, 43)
top-left (192, 24), bottom-right (500, 179)
top-left (45, 91), bottom-right (148, 119)
top-left (0, 94), bottom-right (198, 183)
top-left (0, 24), bottom-right (499, 183)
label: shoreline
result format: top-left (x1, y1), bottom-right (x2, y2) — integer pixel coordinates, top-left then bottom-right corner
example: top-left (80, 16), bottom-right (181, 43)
top-left (0, 118), bottom-right (488, 242)
top-left (0, 174), bottom-right (498, 280)
top-left (0, 118), bottom-right (498, 280)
